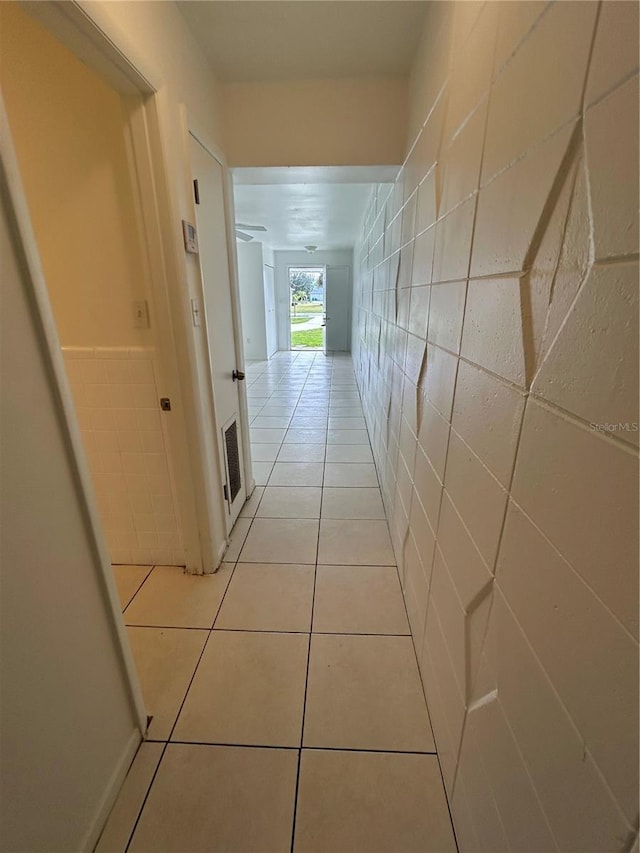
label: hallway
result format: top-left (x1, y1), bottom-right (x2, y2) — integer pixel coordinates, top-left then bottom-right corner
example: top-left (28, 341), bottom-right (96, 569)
top-left (2, 2), bottom-right (637, 850)
top-left (102, 351), bottom-right (456, 852)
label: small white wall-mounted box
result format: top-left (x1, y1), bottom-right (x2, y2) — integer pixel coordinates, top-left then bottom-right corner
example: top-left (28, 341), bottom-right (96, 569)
top-left (182, 220), bottom-right (199, 254)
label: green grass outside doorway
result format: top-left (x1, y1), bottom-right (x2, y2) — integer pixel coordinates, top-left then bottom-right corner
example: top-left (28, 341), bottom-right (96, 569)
top-left (291, 329), bottom-right (323, 348)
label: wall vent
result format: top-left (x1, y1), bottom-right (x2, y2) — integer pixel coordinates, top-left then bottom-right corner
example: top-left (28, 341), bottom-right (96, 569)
top-left (224, 418), bottom-right (242, 504)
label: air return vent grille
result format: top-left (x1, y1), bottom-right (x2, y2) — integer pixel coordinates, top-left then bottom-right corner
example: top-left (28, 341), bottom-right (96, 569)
top-left (224, 419), bottom-right (241, 504)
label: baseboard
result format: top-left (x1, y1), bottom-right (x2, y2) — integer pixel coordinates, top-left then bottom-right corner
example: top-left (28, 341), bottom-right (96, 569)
top-left (80, 728), bottom-right (142, 853)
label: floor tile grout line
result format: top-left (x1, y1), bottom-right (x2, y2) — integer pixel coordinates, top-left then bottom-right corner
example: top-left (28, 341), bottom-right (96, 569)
top-left (302, 746), bottom-right (436, 756)
top-left (121, 558), bottom-right (246, 849)
top-left (121, 564), bottom-right (157, 616)
top-left (224, 559), bottom-right (395, 566)
top-left (289, 357), bottom-right (327, 853)
top-left (125, 626), bottom-right (411, 638)
top-left (123, 739), bottom-right (170, 852)
top-left (165, 628), bottom-right (414, 637)
top-left (141, 740), bottom-right (438, 756)
top-left (125, 623), bottom-right (213, 632)
top-left (121, 559), bottom-right (240, 853)
top-left (234, 484), bottom-right (267, 559)
top-left (145, 740), bottom-right (299, 750)
top-left (247, 475), bottom-right (269, 519)
top-left (166, 559), bottom-right (238, 733)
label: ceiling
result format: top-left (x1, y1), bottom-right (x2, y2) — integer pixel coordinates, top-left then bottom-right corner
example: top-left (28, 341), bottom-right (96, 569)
top-left (180, 2), bottom-right (420, 251)
top-left (178, 1), bottom-right (430, 83)
top-left (233, 166), bottom-right (399, 186)
top-left (233, 182), bottom-right (372, 251)
top-left (232, 166), bottom-right (396, 251)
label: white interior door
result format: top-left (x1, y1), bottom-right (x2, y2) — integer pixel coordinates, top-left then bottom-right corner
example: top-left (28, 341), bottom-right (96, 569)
top-left (189, 134), bottom-right (246, 529)
top-left (325, 266), bottom-right (351, 352)
top-left (263, 265), bottom-right (277, 357)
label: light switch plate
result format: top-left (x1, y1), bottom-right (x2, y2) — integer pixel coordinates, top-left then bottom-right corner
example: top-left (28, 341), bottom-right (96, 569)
top-left (133, 299), bottom-right (150, 328)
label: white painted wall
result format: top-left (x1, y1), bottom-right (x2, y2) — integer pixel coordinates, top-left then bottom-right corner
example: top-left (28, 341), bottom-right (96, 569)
top-left (274, 250), bottom-right (353, 351)
top-left (222, 78), bottom-right (408, 168)
top-left (0, 120), bottom-right (140, 853)
top-left (262, 244), bottom-right (275, 266)
top-left (261, 245), bottom-right (277, 358)
top-left (237, 241), bottom-right (268, 360)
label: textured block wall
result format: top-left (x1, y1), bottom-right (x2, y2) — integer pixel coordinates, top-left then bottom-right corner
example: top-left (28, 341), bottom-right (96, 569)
top-left (351, 2), bottom-right (639, 850)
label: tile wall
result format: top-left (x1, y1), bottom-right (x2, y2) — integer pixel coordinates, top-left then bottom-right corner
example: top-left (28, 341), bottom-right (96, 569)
top-left (351, 2), bottom-right (639, 850)
top-left (63, 347), bottom-right (184, 566)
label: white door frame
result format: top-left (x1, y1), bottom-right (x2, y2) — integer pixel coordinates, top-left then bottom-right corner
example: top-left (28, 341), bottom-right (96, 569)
top-left (264, 264), bottom-right (278, 358)
top-left (120, 95), bottom-right (203, 572)
top-left (325, 265), bottom-right (352, 352)
top-left (180, 111), bottom-right (254, 519)
top-left (22, 0), bottom-right (239, 573)
top-left (287, 263), bottom-right (327, 351)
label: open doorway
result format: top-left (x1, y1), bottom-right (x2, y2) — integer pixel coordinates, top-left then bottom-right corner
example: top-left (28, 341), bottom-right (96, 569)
top-left (1, 5), bottom-right (188, 573)
top-left (289, 266), bottom-right (325, 350)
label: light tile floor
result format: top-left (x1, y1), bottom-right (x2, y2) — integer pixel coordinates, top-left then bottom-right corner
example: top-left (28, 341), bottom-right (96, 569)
top-left (101, 351), bottom-right (457, 852)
